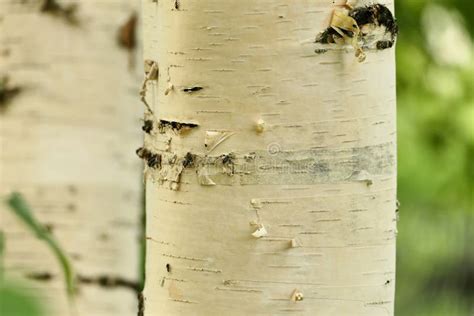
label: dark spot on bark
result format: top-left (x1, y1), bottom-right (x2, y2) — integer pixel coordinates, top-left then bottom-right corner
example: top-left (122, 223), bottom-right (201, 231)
top-left (349, 6), bottom-right (375, 26)
top-left (221, 153), bottom-right (236, 175)
top-left (182, 86), bottom-right (203, 93)
top-left (99, 233), bottom-right (109, 241)
top-left (314, 48), bottom-right (328, 54)
top-left (40, 0), bottom-right (79, 25)
top-left (136, 147), bottom-right (162, 169)
top-left (147, 154), bottom-right (161, 169)
top-left (166, 263), bottom-right (171, 273)
top-left (222, 153), bottom-right (235, 165)
top-left (26, 272), bottom-right (54, 281)
top-left (174, 0), bottom-right (180, 10)
top-left (315, 28), bottom-right (338, 44)
top-left (183, 152), bottom-right (196, 168)
top-left (385, 280), bottom-right (391, 285)
top-left (67, 184), bottom-right (77, 195)
top-left (0, 75), bottom-right (22, 113)
top-left (142, 120), bottom-right (154, 134)
top-left (309, 162), bottom-right (330, 174)
top-left (118, 12), bottom-right (137, 51)
top-left (376, 40), bottom-right (394, 50)
top-left (67, 203), bottom-right (76, 212)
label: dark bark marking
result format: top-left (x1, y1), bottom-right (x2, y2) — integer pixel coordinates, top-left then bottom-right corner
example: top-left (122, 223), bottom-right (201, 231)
top-left (40, 0), bottom-right (79, 25)
top-left (118, 12), bottom-right (137, 51)
top-left (0, 76), bottom-right (22, 113)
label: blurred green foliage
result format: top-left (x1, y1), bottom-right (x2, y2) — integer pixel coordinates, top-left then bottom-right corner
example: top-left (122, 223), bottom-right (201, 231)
top-left (395, 0), bottom-right (473, 315)
top-left (0, 229), bottom-right (44, 316)
top-left (0, 282), bottom-right (45, 316)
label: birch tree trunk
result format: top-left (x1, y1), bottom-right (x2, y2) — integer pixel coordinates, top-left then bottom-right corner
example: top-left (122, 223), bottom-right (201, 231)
top-left (0, 1), bottom-right (142, 315)
top-left (142, 0), bottom-right (397, 315)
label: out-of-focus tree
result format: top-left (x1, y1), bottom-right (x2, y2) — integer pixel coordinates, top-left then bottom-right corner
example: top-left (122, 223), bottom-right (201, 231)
top-left (0, 1), bottom-right (143, 315)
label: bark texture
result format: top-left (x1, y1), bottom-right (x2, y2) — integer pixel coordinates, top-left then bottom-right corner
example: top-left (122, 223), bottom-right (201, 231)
top-left (0, 1), bottom-right (142, 315)
top-left (142, 0), bottom-right (397, 315)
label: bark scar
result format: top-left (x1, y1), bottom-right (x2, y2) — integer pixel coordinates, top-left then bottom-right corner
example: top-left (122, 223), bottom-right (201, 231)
top-left (315, 3), bottom-right (398, 62)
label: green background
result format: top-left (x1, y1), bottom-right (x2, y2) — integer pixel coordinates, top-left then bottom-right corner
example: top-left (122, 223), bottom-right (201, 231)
top-left (395, 0), bottom-right (473, 315)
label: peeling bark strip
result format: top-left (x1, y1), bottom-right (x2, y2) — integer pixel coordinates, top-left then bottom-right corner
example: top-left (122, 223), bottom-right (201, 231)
top-left (142, 0), bottom-right (396, 315)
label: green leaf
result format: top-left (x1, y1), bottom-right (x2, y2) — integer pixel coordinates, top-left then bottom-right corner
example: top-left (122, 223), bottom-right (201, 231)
top-left (5, 193), bottom-right (76, 297)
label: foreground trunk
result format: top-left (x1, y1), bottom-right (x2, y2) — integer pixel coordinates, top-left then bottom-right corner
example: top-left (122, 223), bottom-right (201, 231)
top-left (142, 0), bottom-right (397, 315)
top-left (0, 1), bottom-right (142, 315)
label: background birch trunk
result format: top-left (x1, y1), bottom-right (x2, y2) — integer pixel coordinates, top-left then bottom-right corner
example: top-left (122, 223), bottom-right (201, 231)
top-left (142, 0), bottom-right (397, 315)
top-left (0, 1), bottom-right (142, 315)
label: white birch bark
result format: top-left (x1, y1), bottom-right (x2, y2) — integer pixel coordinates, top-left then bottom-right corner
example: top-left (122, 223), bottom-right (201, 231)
top-left (0, 1), bottom-right (142, 315)
top-left (142, 0), bottom-right (397, 315)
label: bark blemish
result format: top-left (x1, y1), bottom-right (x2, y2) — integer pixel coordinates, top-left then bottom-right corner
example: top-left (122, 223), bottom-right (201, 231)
top-left (182, 86), bottom-right (203, 93)
top-left (314, 48), bottom-right (328, 54)
top-left (251, 223), bottom-right (267, 238)
top-left (349, 170), bottom-right (373, 186)
top-left (40, 0), bottom-right (79, 25)
top-left (136, 147), bottom-right (162, 169)
top-left (166, 263), bottom-right (171, 273)
top-left (117, 12), bottom-right (137, 69)
top-left (220, 153), bottom-right (236, 176)
top-left (142, 119), bottom-right (154, 134)
top-left (255, 119), bottom-right (266, 133)
top-left (182, 152), bottom-right (196, 168)
top-left (174, 0), bottom-right (180, 10)
top-left (117, 13), bottom-right (137, 51)
top-left (250, 199), bottom-right (262, 209)
top-left (0, 76), bottom-right (21, 113)
top-left (26, 272), bottom-right (54, 281)
top-left (164, 82), bottom-right (174, 95)
top-left (291, 289), bottom-right (304, 302)
top-left (290, 238), bottom-right (302, 248)
top-left (315, 4), bottom-right (398, 62)
top-left (158, 119), bottom-right (199, 134)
